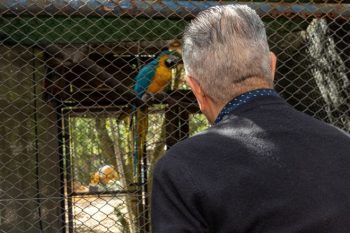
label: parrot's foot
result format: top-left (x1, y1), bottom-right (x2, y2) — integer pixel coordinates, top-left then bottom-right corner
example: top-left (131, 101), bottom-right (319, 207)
top-left (141, 93), bottom-right (154, 102)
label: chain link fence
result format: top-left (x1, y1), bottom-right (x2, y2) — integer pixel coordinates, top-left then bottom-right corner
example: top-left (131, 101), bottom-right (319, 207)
top-left (0, 1), bottom-right (349, 233)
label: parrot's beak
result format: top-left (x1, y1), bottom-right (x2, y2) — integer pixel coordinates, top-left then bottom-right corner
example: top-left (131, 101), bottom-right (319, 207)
top-left (165, 55), bottom-right (183, 68)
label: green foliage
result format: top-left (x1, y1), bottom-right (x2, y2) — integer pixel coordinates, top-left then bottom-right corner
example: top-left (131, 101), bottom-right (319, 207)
top-left (70, 117), bottom-right (104, 185)
top-left (190, 114), bottom-right (209, 136)
top-left (69, 115), bottom-right (132, 186)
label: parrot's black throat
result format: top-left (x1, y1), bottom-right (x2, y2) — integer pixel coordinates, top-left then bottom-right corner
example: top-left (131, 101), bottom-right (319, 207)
top-left (165, 55), bottom-right (182, 68)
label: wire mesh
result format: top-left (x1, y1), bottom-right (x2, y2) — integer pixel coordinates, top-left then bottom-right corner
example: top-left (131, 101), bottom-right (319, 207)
top-left (0, 1), bottom-right (349, 233)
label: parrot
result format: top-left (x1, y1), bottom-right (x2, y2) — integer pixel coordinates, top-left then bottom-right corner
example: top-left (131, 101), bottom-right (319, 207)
top-left (132, 50), bottom-right (182, 177)
top-left (134, 50), bottom-right (181, 101)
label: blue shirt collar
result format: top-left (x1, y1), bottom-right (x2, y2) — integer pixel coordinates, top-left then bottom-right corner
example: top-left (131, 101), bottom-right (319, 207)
top-left (214, 88), bottom-right (279, 125)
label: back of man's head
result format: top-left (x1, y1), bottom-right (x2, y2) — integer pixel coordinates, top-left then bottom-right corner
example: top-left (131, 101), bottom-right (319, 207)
top-left (183, 5), bottom-right (273, 104)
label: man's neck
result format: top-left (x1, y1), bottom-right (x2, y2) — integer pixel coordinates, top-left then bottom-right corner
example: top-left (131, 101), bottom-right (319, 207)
top-left (205, 100), bottom-right (226, 124)
top-left (211, 82), bottom-right (274, 124)
top-left (212, 88), bottom-right (278, 125)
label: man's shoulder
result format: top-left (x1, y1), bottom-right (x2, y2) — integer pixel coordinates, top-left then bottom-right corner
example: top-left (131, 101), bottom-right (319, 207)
top-left (288, 108), bottom-right (350, 138)
top-left (162, 130), bottom-right (213, 161)
top-left (152, 133), bottom-right (210, 184)
top-left (160, 124), bottom-right (238, 164)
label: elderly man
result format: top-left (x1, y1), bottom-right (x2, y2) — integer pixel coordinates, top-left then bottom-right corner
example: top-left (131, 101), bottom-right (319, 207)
top-left (151, 5), bottom-right (350, 233)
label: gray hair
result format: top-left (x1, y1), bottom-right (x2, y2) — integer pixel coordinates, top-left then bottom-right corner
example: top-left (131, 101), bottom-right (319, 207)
top-left (183, 5), bottom-right (272, 103)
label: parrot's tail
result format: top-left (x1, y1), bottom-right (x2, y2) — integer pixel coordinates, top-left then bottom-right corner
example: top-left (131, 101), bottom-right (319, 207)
top-left (132, 106), bottom-right (148, 177)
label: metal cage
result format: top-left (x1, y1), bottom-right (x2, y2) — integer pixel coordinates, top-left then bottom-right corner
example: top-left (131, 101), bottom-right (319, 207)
top-left (0, 1), bottom-right (349, 233)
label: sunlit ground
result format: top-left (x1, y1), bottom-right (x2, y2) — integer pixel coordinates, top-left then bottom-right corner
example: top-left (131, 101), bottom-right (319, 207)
top-left (72, 196), bottom-right (129, 233)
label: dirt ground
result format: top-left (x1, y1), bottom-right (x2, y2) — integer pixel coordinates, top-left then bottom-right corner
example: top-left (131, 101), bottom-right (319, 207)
top-left (72, 195), bottom-right (129, 233)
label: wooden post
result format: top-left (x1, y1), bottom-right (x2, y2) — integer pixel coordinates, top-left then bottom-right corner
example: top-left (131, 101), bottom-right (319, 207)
top-left (165, 104), bottom-right (190, 149)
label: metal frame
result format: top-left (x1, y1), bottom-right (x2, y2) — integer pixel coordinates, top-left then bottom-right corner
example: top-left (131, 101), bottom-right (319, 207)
top-left (1, 1), bottom-right (349, 19)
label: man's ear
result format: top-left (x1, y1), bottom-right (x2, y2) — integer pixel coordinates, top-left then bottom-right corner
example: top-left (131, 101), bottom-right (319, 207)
top-left (270, 52), bottom-right (277, 81)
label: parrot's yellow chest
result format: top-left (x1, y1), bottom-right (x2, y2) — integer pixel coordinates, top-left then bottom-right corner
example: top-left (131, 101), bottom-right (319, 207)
top-left (147, 65), bottom-right (172, 93)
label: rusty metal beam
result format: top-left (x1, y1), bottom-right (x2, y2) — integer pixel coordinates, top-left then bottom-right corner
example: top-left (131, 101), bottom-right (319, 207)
top-left (0, 1), bottom-right (349, 19)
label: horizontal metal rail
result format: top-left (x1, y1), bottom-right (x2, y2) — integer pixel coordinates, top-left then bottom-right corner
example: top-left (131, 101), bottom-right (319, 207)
top-left (0, 1), bottom-right (349, 19)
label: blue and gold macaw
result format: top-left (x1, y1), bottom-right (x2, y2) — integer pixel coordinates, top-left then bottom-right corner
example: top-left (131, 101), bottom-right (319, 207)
top-left (134, 50), bottom-right (180, 100)
top-left (132, 50), bottom-right (181, 176)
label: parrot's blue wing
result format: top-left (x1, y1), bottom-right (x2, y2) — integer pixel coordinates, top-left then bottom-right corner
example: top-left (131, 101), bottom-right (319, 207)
top-left (133, 60), bottom-right (158, 98)
top-left (132, 60), bottom-right (157, 176)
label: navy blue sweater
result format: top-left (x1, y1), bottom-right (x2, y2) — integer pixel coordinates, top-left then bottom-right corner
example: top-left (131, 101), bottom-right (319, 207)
top-left (151, 95), bottom-right (350, 233)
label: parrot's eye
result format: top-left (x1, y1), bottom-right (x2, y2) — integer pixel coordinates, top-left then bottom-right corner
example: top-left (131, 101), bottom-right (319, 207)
top-left (165, 55), bottom-right (182, 68)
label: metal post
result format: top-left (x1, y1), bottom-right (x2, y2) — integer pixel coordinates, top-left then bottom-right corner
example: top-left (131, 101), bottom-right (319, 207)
top-left (55, 103), bottom-right (67, 233)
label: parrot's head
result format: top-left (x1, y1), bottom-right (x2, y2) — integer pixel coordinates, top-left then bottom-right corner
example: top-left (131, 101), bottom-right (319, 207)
top-left (157, 50), bottom-right (182, 69)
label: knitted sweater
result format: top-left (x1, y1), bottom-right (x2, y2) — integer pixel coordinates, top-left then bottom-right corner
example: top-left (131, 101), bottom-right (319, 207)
top-left (152, 95), bottom-right (350, 233)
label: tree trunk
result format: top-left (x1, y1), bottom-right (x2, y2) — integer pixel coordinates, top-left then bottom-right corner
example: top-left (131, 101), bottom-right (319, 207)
top-left (109, 118), bottom-right (137, 233)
